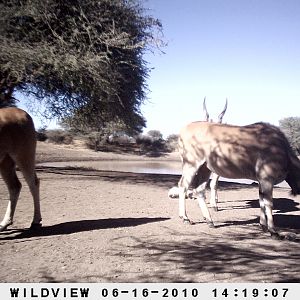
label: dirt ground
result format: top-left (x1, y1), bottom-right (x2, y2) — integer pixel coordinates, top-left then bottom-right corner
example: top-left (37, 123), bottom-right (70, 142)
top-left (0, 142), bottom-right (300, 283)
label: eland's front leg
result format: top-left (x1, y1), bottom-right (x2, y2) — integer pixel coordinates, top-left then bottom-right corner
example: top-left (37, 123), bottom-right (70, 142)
top-left (195, 182), bottom-right (215, 227)
top-left (178, 187), bottom-right (190, 224)
top-left (178, 163), bottom-right (199, 224)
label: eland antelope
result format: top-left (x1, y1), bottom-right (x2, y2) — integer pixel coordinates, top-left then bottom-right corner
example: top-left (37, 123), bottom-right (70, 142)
top-left (169, 98), bottom-right (228, 211)
top-left (177, 121), bottom-right (300, 236)
top-left (0, 107), bottom-right (41, 231)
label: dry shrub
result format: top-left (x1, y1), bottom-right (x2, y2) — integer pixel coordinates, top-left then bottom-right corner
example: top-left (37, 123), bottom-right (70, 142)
top-left (46, 130), bottom-right (74, 145)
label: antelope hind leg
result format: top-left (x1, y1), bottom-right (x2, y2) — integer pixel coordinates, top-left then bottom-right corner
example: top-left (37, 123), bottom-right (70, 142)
top-left (0, 156), bottom-right (22, 231)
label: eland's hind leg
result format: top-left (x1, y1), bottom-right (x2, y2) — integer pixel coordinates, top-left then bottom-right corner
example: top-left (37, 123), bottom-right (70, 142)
top-left (0, 155), bottom-right (22, 231)
top-left (15, 152), bottom-right (42, 229)
top-left (258, 183), bottom-right (267, 231)
top-left (258, 180), bottom-right (278, 237)
top-left (24, 170), bottom-right (41, 229)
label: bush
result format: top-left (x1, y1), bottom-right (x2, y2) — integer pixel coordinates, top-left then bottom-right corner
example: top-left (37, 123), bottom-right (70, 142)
top-left (85, 132), bottom-right (107, 151)
top-left (147, 130), bottom-right (163, 141)
top-left (36, 127), bottom-right (48, 142)
top-left (136, 134), bottom-right (153, 146)
top-left (46, 130), bottom-right (73, 145)
top-left (166, 134), bottom-right (179, 151)
top-left (108, 133), bottom-right (135, 145)
top-left (279, 117), bottom-right (300, 155)
top-left (135, 133), bottom-right (168, 154)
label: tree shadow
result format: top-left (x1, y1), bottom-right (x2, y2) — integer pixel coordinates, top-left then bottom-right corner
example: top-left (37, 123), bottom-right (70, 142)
top-left (36, 166), bottom-right (180, 189)
top-left (246, 198), bottom-right (300, 231)
top-left (32, 226), bottom-right (300, 283)
top-left (36, 166), bottom-right (261, 191)
top-left (216, 216), bottom-right (300, 236)
top-left (0, 217), bottom-right (170, 241)
top-left (89, 229), bottom-right (300, 282)
top-left (221, 197), bottom-right (299, 214)
top-left (215, 217), bottom-right (261, 228)
top-left (273, 215), bottom-right (300, 231)
top-left (215, 198), bottom-right (300, 233)
top-left (211, 180), bottom-right (259, 191)
top-left (245, 198), bottom-right (300, 213)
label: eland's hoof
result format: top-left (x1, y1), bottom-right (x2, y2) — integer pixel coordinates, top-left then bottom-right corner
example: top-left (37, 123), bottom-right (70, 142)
top-left (259, 224), bottom-right (268, 232)
top-left (271, 232), bottom-right (282, 240)
top-left (183, 219), bottom-right (191, 225)
top-left (0, 225), bottom-right (8, 232)
top-left (270, 231), bottom-right (282, 240)
top-left (30, 222), bottom-right (42, 230)
top-left (0, 222), bottom-right (12, 232)
top-left (207, 221), bottom-right (215, 228)
top-left (180, 217), bottom-right (192, 225)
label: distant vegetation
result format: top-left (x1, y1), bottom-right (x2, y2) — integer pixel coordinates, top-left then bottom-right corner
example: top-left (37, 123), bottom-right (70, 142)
top-left (279, 117), bottom-right (300, 155)
top-left (36, 128), bottom-right (179, 156)
top-left (36, 116), bottom-right (300, 157)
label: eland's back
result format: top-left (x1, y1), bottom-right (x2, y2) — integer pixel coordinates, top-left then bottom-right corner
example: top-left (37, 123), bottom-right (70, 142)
top-left (179, 122), bottom-right (291, 183)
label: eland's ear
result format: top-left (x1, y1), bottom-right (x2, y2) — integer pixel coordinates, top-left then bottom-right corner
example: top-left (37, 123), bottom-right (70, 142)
top-left (218, 98), bottom-right (228, 123)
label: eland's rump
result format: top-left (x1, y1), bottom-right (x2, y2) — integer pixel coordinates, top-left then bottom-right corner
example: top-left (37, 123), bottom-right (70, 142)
top-left (0, 107), bottom-right (41, 232)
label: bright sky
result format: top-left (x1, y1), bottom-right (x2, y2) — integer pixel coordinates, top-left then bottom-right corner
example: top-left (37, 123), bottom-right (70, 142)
top-left (142, 0), bottom-right (300, 137)
top-left (19, 0), bottom-right (300, 137)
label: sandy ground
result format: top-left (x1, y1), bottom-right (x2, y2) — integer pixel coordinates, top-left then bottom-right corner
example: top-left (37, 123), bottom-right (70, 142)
top-left (0, 142), bottom-right (300, 283)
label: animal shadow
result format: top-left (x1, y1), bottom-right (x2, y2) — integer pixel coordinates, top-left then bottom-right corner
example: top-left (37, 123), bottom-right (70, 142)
top-left (0, 217), bottom-right (170, 240)
top-left (246, 197), bottom-right (300, 214)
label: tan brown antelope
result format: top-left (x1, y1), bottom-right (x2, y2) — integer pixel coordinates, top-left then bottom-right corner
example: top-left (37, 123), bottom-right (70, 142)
top-left (177, 121), bottom-right (300, 237)
top-left (0, 107), bottom-right (41, 231)
top-left (169, 98), bottom-right (228, 211)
